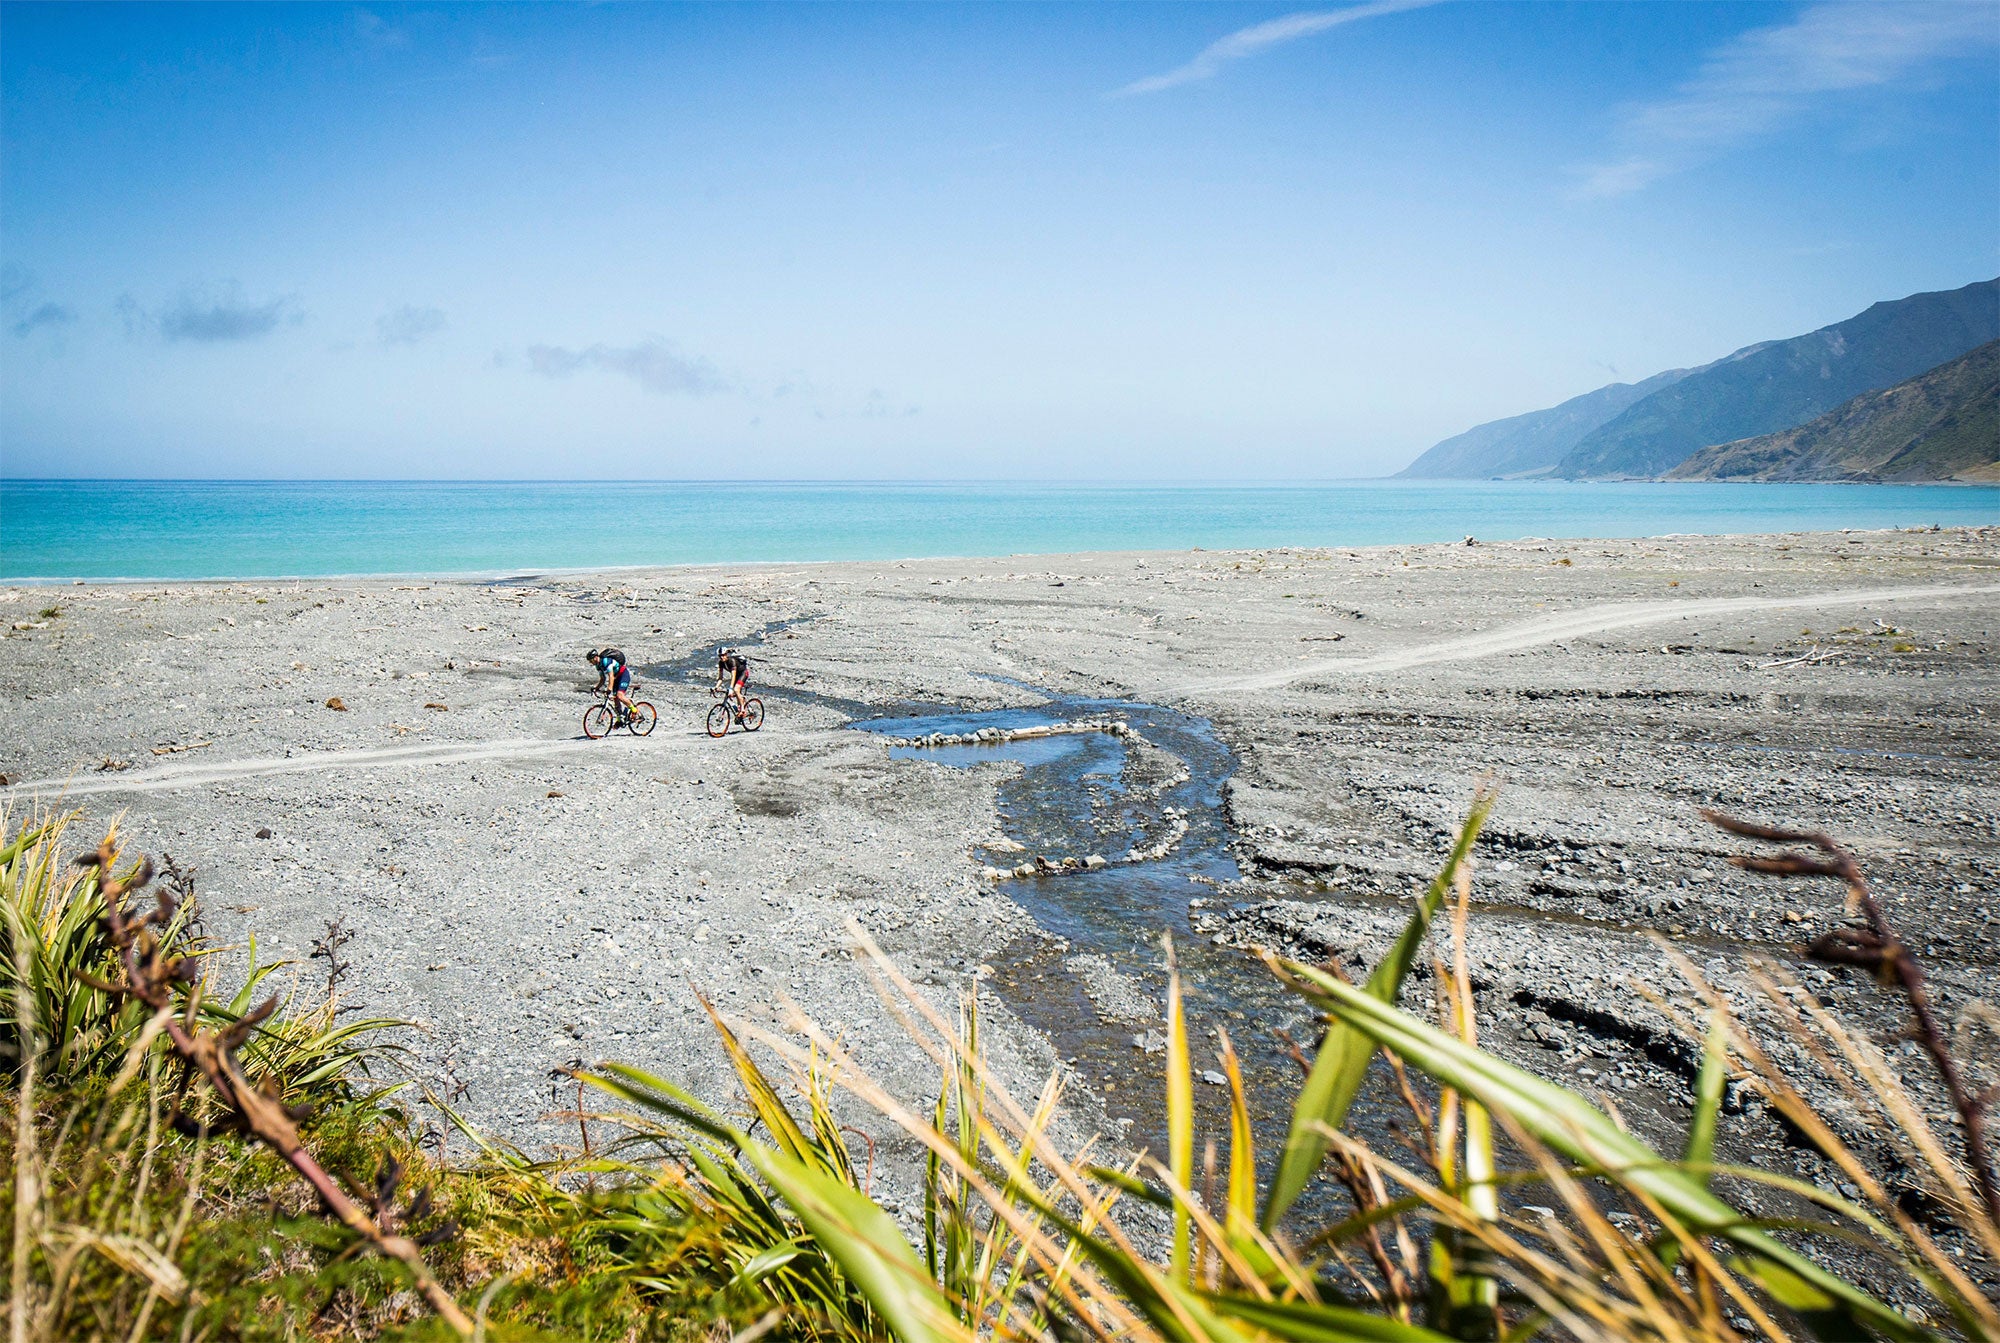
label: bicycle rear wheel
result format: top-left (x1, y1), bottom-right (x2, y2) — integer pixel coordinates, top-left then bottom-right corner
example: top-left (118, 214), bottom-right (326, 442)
top-left (705, 703), bottom-right (731, 738)
top-left (741, 698), bottom-right (765, 732)
top-left (627, 702), bottom-right (657, 736)
top-left (583, 705), bottom-right (614, 739)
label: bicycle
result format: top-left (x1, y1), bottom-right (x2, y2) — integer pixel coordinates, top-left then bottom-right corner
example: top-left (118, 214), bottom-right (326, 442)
top-left (705, 685), bottom-right (764, 738)
top-left (584, 688), bottom-right (656, 739)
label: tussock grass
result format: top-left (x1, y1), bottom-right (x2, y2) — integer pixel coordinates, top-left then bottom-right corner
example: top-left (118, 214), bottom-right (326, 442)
top-left (6, 803), bottom-right (1995, 1342)
top-left (0, 815), bottom-right (400, 1099)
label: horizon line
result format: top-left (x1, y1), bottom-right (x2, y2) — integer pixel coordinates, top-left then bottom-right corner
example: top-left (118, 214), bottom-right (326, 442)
top-left (2, 475), bottom-right (1421, 486)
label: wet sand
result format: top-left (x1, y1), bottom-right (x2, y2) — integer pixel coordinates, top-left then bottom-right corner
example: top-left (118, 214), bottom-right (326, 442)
top-left (4, 525), bottom-right (1997, 1239)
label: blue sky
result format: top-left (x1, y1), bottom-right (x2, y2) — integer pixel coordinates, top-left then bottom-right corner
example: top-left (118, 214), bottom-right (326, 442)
top-left (3, 1), bottom-right (1996, 480)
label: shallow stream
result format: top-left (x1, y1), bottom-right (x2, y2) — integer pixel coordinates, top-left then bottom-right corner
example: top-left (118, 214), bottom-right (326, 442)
top-left (849, 689), bottom-right (1356, 1180)
top-left (648, 630), bottom-right (1408, 1213)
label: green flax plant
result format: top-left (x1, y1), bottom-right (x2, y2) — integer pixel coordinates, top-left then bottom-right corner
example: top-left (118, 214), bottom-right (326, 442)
top-left (5, 811), bottom-right (456, 1341)
top-left (10, 804), bottom-right (1996, 1341)
top-left (0, 809), bottom-right (402, 1104)
top-left (578, 994), bottom-right (946, 1343)
top-left (581, 790), bottom-right (1995, 1343)
top-left (0, 812), bottom-right (197, 1088)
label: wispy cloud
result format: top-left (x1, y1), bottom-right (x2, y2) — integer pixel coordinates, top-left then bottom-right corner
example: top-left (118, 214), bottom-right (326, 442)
top-left (11, 302), bottom-right (76, 338)
top-left (2, 267), bottom-right (76, 338)
top-left (353, 8), bottom-right (410, 51)
top-left (377, 304), bottom-right (447, 345)
top-left (525, 339), bottom-right (725, 395)
top-left (120, 285), bottom-right (303, 342)
top-left (1114, 0), bottom-right (1441, 96)
top-left (1575, 1), bottom-right (2000, 198)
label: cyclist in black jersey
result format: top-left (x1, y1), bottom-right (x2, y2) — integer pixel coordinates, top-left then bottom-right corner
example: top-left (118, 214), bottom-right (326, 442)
top-left (717, 648), bottom-right (750, 721)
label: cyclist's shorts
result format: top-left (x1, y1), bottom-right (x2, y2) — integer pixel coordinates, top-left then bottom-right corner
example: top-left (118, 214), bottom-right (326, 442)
top-left (732, 670), bottom-right (748, 687)
top-left (614, 668), bottom-right (632, 691)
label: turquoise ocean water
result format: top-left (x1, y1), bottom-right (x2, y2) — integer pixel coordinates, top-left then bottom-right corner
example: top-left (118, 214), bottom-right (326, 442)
top-left (2, 479), bottom-right (1995, 581)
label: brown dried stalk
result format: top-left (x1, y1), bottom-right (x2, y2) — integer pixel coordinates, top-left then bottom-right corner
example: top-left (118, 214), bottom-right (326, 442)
top-left (1331, 1147), bottom-right (1415, 1318)
top-left (77, 838), bottom-right (474, 1336)
top-left (1701, 809), bottom-right (2000, 1232)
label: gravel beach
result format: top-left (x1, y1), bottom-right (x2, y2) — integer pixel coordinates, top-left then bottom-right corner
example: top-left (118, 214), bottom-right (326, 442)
top-left (4, 525), bottom-right (1997, 1245)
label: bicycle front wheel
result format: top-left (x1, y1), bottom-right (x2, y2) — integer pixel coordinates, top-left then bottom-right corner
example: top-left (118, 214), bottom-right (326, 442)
top-left (705, 703), bottom-right (732, 738)
top-left (741, 698), bottom-right (764, 732)
top-left (627, 702), bottom-right (657, 736)
top-left (583, 705), bottom-right (614, 739)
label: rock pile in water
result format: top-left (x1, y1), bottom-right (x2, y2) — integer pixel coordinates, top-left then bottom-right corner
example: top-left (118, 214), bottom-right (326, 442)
top-left (914, 717), bottom-right (1197, 882)
top-left (886, 717), bottom-right (1132, 749)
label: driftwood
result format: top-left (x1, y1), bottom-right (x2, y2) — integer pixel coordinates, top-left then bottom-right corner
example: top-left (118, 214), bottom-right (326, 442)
top-left (1757, 645), bottom-right (1840, 669)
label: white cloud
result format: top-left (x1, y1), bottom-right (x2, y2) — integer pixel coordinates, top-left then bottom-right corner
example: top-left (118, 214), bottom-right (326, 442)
top-left (1576, 1), bottom-right (2000, 198)
top-left (1114, 0), bottom-right (1443, 96)
top-left (377, 305), bottom-right (447, 345)
top-left (525, 339), bottom-right (725, 395)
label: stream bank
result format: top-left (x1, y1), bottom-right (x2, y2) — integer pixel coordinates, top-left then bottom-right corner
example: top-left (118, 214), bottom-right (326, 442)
top-left (849, 690), bottom-right (1361, 1172)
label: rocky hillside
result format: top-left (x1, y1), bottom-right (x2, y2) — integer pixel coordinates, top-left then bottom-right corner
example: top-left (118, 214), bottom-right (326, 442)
top-left (1393, 279), bottom-right (2000, 480)
top-left (1396, 367), bottom-right (1690, 479)
top-left (1666, 340), bottom-right (1999, 483)
top-left (1556, 278), bottom-right (1999, 478)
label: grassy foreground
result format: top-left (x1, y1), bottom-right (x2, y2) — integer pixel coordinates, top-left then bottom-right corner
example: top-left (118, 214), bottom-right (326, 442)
top-left (4, 802), bottom-right (1996, 1343)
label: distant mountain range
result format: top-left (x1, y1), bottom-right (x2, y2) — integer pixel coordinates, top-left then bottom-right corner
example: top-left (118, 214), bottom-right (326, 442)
top-left (1398, 278), bottom-right (2000, 481)
top-left (1395, 367), bottom-right (1692, 479)
top-left (1666, 340), bottom-right (1999, 483)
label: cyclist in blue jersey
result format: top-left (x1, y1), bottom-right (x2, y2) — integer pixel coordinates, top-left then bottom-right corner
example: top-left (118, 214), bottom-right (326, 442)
top-left (586, 647), bottom-right (627, 694)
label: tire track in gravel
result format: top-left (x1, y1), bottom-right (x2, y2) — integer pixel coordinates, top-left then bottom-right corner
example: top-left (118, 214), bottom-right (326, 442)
top-left (1182, 580), bottom-right (2000, 695)
top-left (18, 582), bottom-right (1996, 797)
top-left (1, 734), bottom-right (640, 799)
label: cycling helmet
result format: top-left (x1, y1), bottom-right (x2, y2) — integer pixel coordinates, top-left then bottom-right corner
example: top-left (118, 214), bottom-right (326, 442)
top-left (586, 648), bottom-right (602, 662)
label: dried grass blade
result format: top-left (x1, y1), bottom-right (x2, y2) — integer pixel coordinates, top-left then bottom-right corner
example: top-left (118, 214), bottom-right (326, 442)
top-left (1263, 789), bottom-right (1493, 1230)
top-left (1196, 1290), bottom-right (1457, 1343)
top-left (1165, 938), bottom-right (1194, 1284)
top-left (699, 994), bottom-right (817, 1167)
top-left (1277, 956), bottom-right (1938, 1343)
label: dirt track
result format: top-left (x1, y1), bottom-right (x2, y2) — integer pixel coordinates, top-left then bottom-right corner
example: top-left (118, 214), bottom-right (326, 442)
top-left (1185, 579), bottom-right (2000, 690)
top-left (20, 574), bottom-right (1996, 796)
